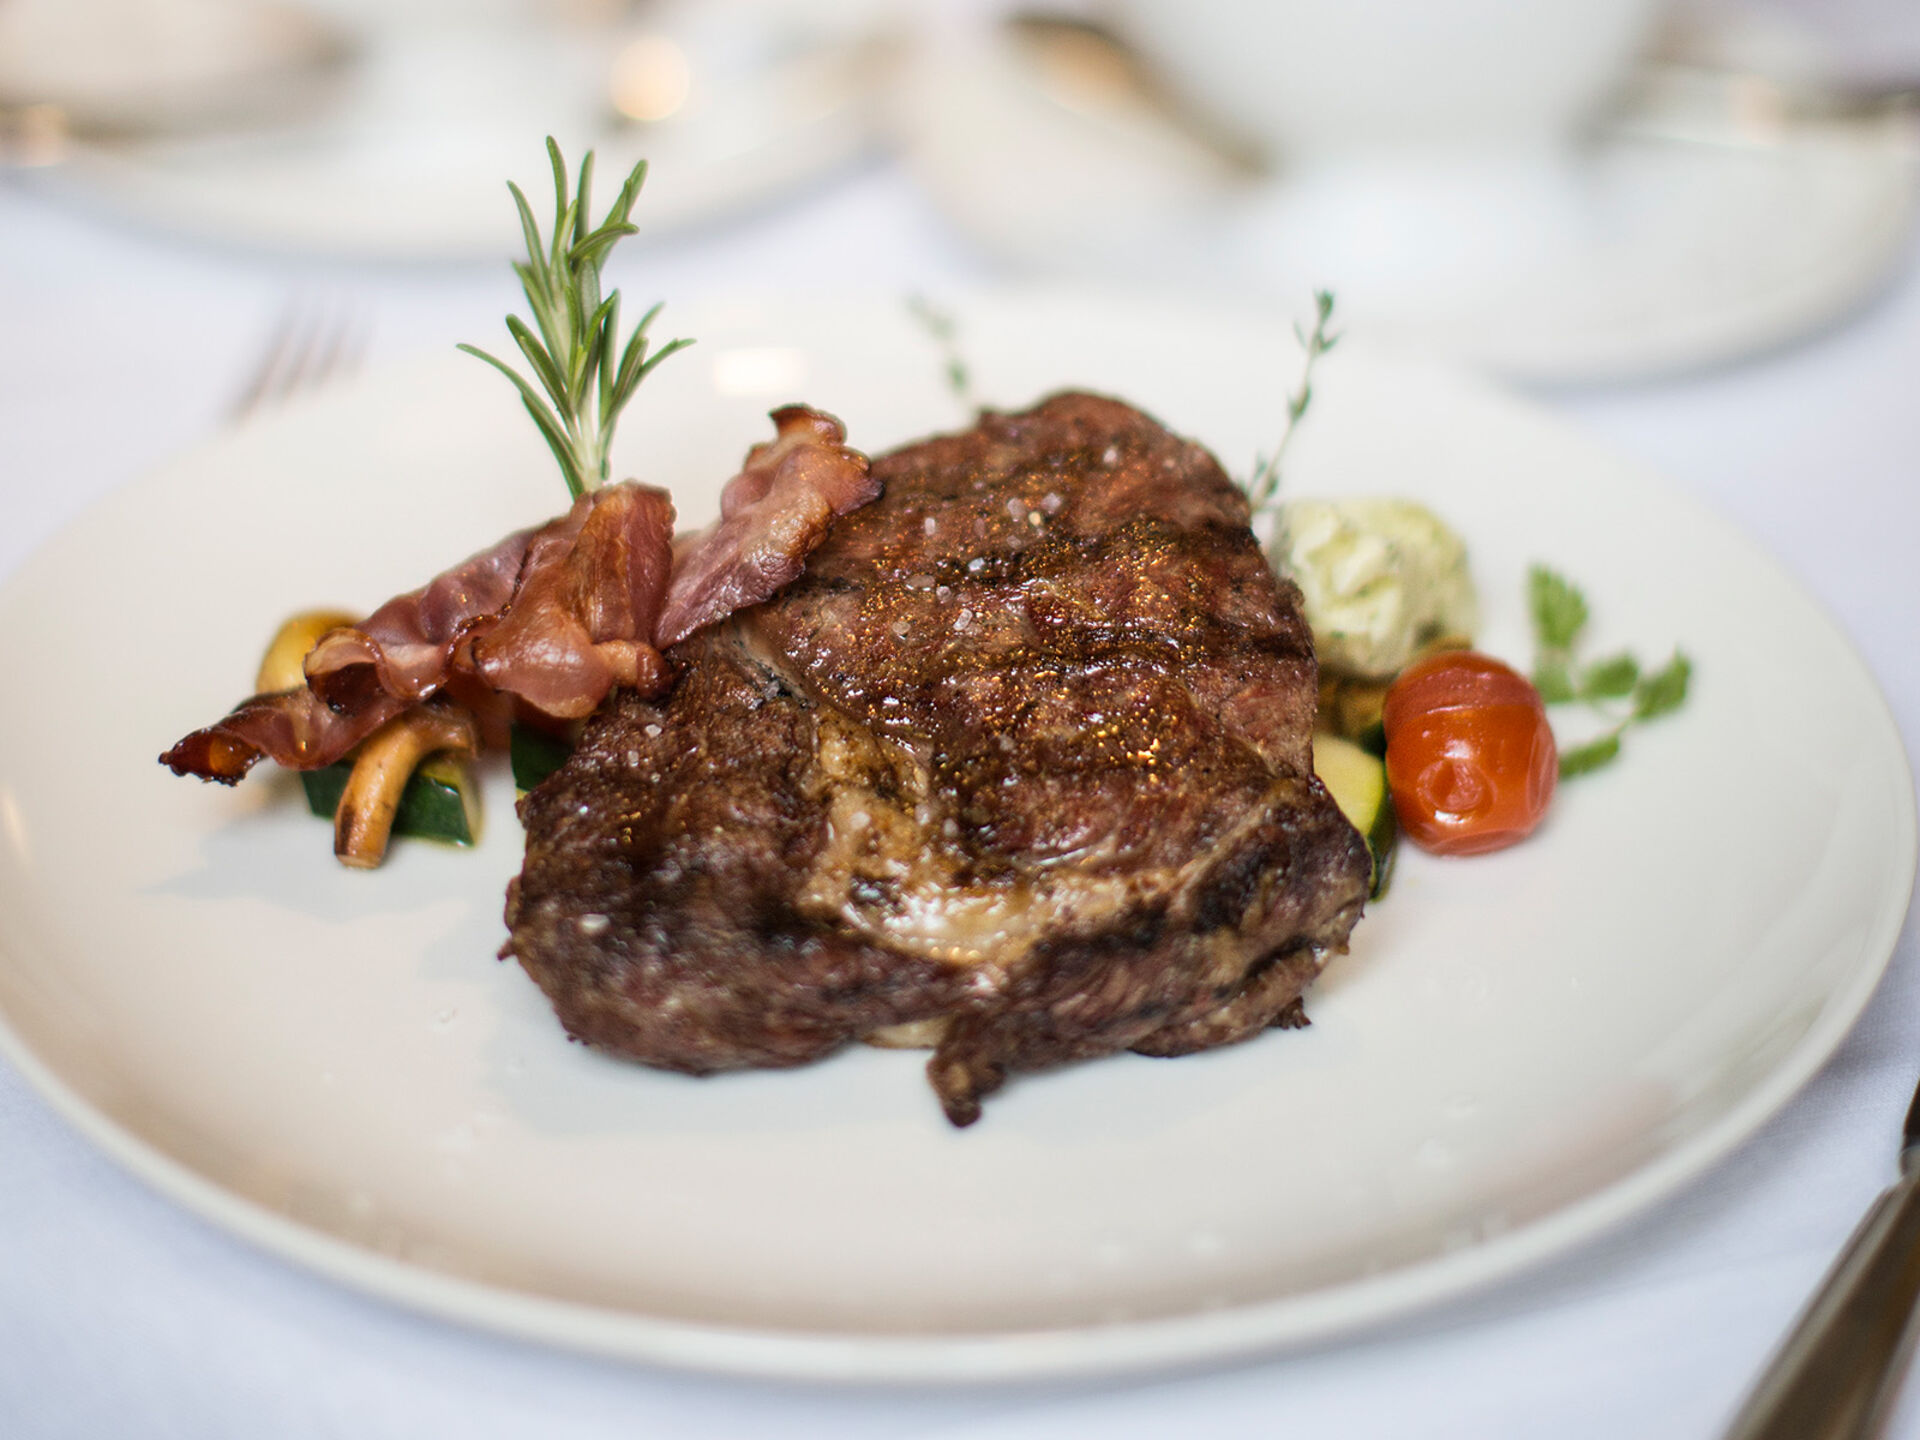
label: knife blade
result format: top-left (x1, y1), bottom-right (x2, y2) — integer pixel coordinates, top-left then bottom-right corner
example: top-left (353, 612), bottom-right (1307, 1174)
top-left (1721, 1072), bottom-right (1920, 1439)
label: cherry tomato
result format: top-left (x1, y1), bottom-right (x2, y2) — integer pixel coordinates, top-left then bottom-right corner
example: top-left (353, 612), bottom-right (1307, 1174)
top-left (1382, 650), bottom-right (1556, 856)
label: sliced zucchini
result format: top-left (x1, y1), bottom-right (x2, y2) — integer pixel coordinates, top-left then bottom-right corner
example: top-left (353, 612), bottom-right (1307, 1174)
top-left (256, 609), bottom-right (359, 694)
top-left (300, 763), bottom-right (348, 818)
top-left (301, 751), bottom-right (481, 847)
top-left (511, 723), bottom-right (575, 794)
top-left (1312, 730), bottom-right (1398, 899)
top-left (1316, 671), bottom-right (1390, 754)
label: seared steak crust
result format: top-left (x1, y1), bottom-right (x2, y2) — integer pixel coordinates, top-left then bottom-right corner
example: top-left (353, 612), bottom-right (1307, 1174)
top-left (504, 393), bottom-right (1371, 1124)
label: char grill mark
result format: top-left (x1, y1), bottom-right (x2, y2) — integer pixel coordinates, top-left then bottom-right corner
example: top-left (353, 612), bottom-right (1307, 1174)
top-left (504, 392), bottom-right (1371, 1124)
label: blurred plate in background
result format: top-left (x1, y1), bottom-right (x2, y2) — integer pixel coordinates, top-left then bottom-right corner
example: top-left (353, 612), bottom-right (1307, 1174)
top-left (0, 0), bottom-right (356, 138)
top-left (12, 0), bottom-right (891, 258)
top-left (894, 16), bottom-right (1919, 382)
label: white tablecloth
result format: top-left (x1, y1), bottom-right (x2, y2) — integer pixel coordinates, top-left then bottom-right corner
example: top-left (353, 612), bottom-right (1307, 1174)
top-left (5, 102), bottom-right (1920, 1439)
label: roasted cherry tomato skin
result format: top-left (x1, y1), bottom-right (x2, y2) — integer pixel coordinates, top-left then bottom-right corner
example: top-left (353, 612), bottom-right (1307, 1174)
top-left (1381, 651), bottom-right (1557, 856)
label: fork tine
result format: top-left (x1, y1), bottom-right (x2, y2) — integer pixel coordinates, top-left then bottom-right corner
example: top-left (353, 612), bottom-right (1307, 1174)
top-left (227, 300), bottom-right (305, 422)
top-left (227, 296), bottom-right (369, 422)
top-left (272, 301), bottom-right (346, 406)
top-left (306, 306), bottom-right (371, 393)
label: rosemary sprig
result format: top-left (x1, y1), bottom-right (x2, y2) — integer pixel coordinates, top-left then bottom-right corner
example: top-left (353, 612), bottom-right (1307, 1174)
top-left (459, 138), bottom-right (693, 499)
top-left (1244, 289), bottom-right (1339, 514)
top-left (1528, 564), bottom-right (1691, 777)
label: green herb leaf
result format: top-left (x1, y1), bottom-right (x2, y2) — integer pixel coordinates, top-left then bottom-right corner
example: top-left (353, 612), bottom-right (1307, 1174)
top-left (1533, 656), bottom-right (1576, 705)
top-left (1528, 565), bottom-right (1588, 653)
top-left (1527, 566), bottom-right (1690, 783)
top-left (906, 294), bottom-right (974, 409)
top-left (1634, 651), bottom-right (1692, 720)
top-left (1243, 289), bottom-right (1340, 515)
top-left (1558, 731), bottom-right (1622, 777)
top-left (463, 139), bottom-right (691, 500)
top-left (1578, 652), bottom-right (1640, 700)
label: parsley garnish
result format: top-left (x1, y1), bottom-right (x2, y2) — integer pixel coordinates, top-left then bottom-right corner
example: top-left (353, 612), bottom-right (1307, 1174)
top-left (1529, 563), bottom-right (1691, 778)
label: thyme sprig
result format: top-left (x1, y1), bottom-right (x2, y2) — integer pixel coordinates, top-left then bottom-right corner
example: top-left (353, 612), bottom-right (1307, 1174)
top-left (459, 138), bottom-right (692, 500)
top-left (1244, 289), bottom-right (1340, 514)
top-left (906, 293), bottom-right (974, 410)
top-left (1529, 565), bottom-right (1691, 777)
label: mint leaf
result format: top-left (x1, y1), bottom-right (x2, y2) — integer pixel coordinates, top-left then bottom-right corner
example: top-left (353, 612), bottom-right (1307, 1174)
top-left (1635, 652), bottom-right (1691, 720)
top-left (1529, 566), bottom-right (1588, 652)
top-left (1559, 732), bottom-right (1622, 777)
top-left (1578, 652), bottom-right (1640, 700)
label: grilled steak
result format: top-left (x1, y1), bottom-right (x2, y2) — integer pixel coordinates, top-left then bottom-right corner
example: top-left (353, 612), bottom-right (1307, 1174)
top-left (502, 393), bottom-right (1371, 1124)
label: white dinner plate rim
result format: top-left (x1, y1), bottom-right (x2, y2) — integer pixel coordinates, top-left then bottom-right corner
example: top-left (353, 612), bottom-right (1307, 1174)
top-left (0, 922), bottom-right (1908, 1386)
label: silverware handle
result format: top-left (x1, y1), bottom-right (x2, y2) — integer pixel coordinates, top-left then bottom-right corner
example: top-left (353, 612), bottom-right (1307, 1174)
top-left (1724, 1167), bottom-right (1920, 1440)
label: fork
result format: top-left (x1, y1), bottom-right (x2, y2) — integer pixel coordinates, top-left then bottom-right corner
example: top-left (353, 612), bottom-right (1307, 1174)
top-left (227, 295), bottom-right (370, 422)
top-left (1722, 1071), bottom-right (1920, 1438)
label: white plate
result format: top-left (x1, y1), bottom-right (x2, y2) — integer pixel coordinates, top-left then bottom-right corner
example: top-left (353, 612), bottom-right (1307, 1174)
top-left (894, 26), bottom-right (1920, 382)
top-left (0, 292), bottom-right (1910, 1381)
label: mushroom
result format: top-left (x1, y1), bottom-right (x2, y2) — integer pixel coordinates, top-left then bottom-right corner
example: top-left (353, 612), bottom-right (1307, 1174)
top-left (254, 609), bottom-right (359, 694)
top-left (332, 705), bottom-right (481, 868)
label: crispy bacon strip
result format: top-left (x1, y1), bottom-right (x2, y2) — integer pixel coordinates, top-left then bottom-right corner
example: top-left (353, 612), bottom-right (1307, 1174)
top-left (656, 405), bottom-right (878, 647)
top-left (301, 518), bottom-right (547, 714)
top-left (161, 407), bottom-right (879, 785)
top-left (161, 483), bottom-right (676, 782)
top-left (468, 482), bottom-right (675, 718)
top-left (159, 686), bottom-right (409, 783)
